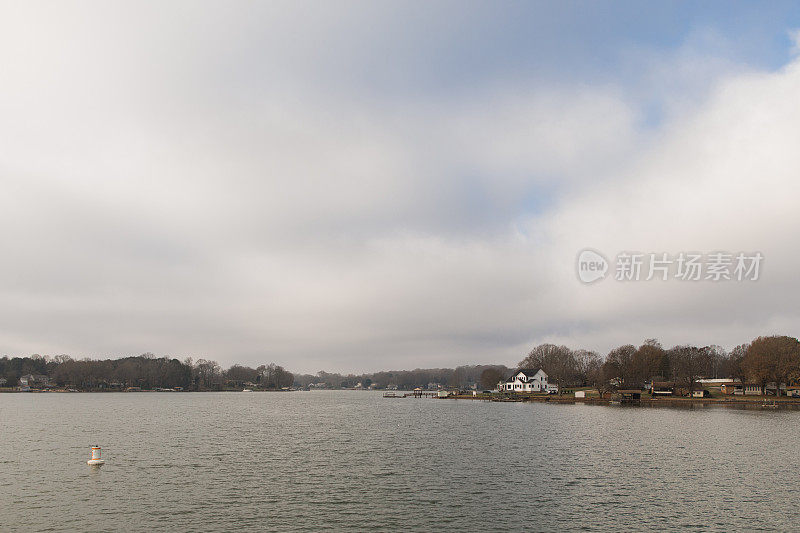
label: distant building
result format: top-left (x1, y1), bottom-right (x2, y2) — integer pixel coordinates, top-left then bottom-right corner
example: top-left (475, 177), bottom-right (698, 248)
top-left (721, 383), bottom-right (739, 395)
top-left (766, 382), bottom-right (788, 395)
top-left (502, 369), bottom-right (548, 393)
top-left (0, 378), bottom-right (6, 386)
top-left (19, 374), bottom-right (49, 391)
top-left (617, 389), bottom-right (642, 401)
top-left (721, 383), bottom-right (777, 395)
top-left (691, 388), bottom-right (710, 398)
top-left (651, 382), bottom-right (675, 396)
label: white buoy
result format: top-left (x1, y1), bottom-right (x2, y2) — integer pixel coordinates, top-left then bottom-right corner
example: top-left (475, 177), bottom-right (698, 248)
top-left (87, 445), bottom-right (105, 466)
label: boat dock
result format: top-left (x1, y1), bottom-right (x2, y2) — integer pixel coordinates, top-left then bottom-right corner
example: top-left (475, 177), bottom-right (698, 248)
top-left (382, 390), bottom-right (441, 398)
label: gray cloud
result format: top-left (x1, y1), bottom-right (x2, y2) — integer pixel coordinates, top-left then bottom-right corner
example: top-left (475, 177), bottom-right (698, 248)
top-left (1, 2), bottom-right (798, 372)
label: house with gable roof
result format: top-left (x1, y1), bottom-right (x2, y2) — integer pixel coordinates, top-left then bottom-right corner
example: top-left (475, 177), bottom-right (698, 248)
top-left (501, 368), bottom-right (549, 393)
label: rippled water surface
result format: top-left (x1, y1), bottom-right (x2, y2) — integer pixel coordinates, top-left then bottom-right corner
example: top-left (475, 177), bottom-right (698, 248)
top-left (2, 391), bottom-right (799, 531)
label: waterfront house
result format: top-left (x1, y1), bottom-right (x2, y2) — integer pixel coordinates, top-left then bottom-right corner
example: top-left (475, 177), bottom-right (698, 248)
top-left (19, 374), bottom-right (49, 390)
top-left (502, 369), bottom-right (548, 392)
top-left (743, 383), bottom-right (760, 395)
top-left (617, 389), bottom-right (642, 400)
top-left (721, 383), bottom-right (769, 395)
top-left (651, 382), bottom-right (675, 396)
top-left (691, 388), bottom-right (710, 398)
top-left (765, 382), bottom-right (787, 395)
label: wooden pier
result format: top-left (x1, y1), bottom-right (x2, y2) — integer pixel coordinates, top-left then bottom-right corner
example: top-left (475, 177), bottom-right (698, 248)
top-left (382, 390), bottom-right (439, 398)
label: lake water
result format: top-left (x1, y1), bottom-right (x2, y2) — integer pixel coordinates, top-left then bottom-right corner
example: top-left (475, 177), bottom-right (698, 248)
top-left (2, 391), bottom-right (799, 531)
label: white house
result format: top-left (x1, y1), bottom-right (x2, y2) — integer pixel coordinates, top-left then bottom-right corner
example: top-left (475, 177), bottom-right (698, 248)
top-left (502, 369), bottom-right (548, 392)
top-left (19, 374), bottom-right (49, 391)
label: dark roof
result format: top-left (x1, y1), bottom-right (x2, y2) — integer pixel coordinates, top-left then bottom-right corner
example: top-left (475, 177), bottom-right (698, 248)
top-left (652, 381), bottom-right (675, 388)
top-left (505, 368), bottom-right (545, 382)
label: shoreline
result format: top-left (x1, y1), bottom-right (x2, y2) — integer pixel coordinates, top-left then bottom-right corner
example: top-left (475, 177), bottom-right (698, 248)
top-left (446, 393), bottom-right (800, 408)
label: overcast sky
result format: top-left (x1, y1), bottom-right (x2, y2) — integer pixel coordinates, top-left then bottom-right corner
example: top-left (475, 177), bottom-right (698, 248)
top-left (2, 1), bottom-right (800, 373)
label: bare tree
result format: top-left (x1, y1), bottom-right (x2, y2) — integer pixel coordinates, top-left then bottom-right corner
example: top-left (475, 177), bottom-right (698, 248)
top-left (670, 345), bottom-right (709, 395)
top-left (225, 364), bottom-right (259, 386)
top-left (451, 367), bottom-right (467, 388)
top-left (631, 339), bottom-right (668, 386)
top-left (603, 345), bottom-right (636, 388)
top-left (519, 344), bottom-right (577, 388)
top-left (479, 368), bottom-right (504, 390)
top-left (573, 349), bottom-right (603, 386)
top-left (194, 359), bottom-right (222, 390)
top-left (744, 336), bottom-right (800, 395)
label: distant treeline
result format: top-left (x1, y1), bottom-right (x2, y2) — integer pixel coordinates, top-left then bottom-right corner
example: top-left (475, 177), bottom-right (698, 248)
top-left (292, 365), bottom-right (512, 390)
top-left (0, 354), bottom-right (293, 391)
top-left (2, 335), bottom-right (798, 393)
top-left (0, 354), bottom-right (510, 392)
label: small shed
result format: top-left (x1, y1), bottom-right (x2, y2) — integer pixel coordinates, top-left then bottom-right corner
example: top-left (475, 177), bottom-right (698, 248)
top-left (574, 390), bottom-right (586, 398)
top-left (691, 388), bottom-right (710, 398)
